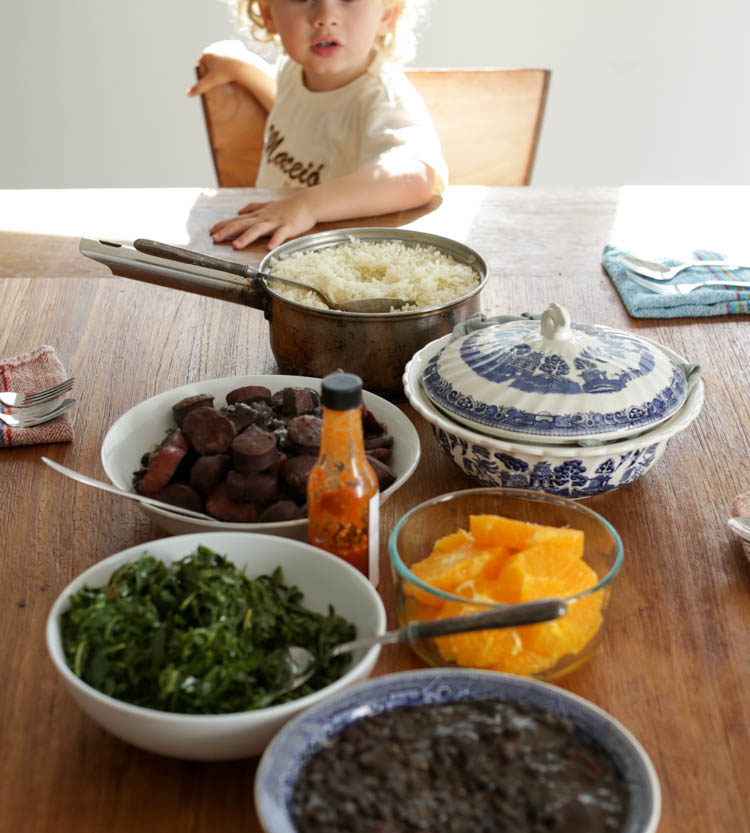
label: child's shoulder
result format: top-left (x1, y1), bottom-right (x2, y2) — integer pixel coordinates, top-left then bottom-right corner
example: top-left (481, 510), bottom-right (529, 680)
top-left (363, 56), bottom-right (422, 106)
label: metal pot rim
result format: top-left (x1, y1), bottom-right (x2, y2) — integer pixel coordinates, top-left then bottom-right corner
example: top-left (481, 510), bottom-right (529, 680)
top-left (258, 226), bottom-right (488, 319)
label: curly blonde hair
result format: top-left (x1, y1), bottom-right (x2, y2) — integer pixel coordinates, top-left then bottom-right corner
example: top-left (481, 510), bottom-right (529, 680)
top-left (231, 0), bottom-right (430, 64)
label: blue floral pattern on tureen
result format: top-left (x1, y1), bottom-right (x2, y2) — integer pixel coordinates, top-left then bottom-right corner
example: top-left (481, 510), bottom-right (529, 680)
top-left (461, 325), bottom-right (654, 394)
top-left (423, 323), bottom-right (688, 441)
top-left (433, 426), bottom-right (661, 498)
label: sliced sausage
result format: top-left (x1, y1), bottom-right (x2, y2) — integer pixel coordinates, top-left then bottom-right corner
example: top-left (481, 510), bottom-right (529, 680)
top-left (247, 401), bottom-right (276, 430)
top-left (258, 500), bottom-right (306, 523)
top-left (182, 406), bottom-right (237, 455)
top-left (231, 424), bottom-right (280, 473)
top-left (361, 406), bottom-right (387, 435)
top-left (286, 414), bottom-right (322, 456)
top-left (365, 446), bottom-right (393, 463)
top-left (226, 385), bottom-right (272, 405)
top-left (154, 482), bottom-right (204, 513)
top-left (136, 429), bottom-right (189, 497)
top-left (220, 403), bottom-right (259, 433)
top-left (267, 451), bottom-right (288, 475)
top-left (365, 433), bottom-right (393, 450)
top-left (282, 454), bottom-right (317, 495)
top-left (189, 453), bottom-right (231, 495)
top-left (172, 394), bottom-right (215, 428)
top-left (272, 426), bottom-right (289, 452)
top-left (205, 482), bottom-right (260, 523)
top-left (226, 470), bottom-right (279, 503)
top-left (271, 386), bottom-right (320, 417)
top-left (366, 455), bottom-right (397, 491)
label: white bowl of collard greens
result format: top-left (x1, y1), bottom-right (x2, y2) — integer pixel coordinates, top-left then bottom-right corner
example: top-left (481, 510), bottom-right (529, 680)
top-left (46, 532), bottom-right (386, 760)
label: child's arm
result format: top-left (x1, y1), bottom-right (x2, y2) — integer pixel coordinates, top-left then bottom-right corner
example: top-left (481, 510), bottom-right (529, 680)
top-left (210, 158), bottom-right (435, 250)
top-left (187, 40), bottom-right (276, 112)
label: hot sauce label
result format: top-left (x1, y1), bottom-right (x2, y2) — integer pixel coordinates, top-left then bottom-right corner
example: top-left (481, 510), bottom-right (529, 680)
top-left (368, 492), bottom-right (380, 587)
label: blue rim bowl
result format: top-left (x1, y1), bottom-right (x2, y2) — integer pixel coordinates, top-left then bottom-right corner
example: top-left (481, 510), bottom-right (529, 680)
top-left (255, 668), bottom-right (660, 833)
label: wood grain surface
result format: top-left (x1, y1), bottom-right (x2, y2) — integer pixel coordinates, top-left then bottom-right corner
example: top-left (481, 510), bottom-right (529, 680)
top-left (1, 186), bottom-right (748, 833)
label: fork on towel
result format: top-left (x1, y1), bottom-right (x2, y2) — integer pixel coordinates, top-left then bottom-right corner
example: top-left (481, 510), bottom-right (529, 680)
top-left (0, 377), bottom-right (75, 407)
top-left (625, 272), bottom-right (750, 295)
top-left (0, 398), bottom-right (76, 427)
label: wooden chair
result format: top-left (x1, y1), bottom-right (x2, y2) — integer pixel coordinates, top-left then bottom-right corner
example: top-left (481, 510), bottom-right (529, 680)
top-left (197, 66), bottom-right (550, 188)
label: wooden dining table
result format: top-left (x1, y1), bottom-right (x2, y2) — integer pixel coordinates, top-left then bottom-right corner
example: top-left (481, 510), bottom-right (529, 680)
top-left (1, 185), bottom-right (748, 833)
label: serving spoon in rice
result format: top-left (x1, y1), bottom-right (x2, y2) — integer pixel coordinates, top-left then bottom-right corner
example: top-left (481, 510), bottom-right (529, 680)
top-left (134, 239), bottom-right (413, 313)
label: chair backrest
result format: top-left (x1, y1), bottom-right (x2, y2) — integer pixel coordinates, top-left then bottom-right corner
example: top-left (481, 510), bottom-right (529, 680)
top-left (197, 66), bottom-right (550, 188)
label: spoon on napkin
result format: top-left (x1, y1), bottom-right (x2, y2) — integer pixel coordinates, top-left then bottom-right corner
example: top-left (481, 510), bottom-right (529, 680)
top-left (618, 254), bottom-right (750, 282)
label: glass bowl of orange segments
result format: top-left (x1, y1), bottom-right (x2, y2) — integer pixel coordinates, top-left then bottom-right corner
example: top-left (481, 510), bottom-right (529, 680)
top-left (388, 488), bottom-right (623, 680)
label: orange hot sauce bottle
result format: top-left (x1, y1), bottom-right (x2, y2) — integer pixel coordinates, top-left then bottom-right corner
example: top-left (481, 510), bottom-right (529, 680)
top-left (307, 373), bottom-right (380, 584)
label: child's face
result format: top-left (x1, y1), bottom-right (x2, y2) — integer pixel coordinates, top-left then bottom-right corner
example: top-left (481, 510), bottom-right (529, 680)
top-left (260, 0), bottom-right (398, 92)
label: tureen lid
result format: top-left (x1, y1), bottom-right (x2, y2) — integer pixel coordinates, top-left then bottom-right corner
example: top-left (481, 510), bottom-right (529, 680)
top-left (421, 303), bottom-right (689, 444)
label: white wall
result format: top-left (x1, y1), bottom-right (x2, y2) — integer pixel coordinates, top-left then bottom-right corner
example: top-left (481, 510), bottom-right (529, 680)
top-left (2, 0), bottom-right (748, 188)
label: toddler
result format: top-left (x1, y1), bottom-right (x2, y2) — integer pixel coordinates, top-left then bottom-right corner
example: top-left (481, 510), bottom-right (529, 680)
top-left (188, 0), bottom-right (447, 249)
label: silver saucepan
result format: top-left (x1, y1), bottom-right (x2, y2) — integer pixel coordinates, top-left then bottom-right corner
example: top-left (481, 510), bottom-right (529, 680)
top-left (79, 228), bottom-right (488, 397)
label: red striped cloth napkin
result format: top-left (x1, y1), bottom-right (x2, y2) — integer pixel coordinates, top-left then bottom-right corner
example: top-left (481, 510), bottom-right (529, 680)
top-left (0, 345), bottom-right (74, 448)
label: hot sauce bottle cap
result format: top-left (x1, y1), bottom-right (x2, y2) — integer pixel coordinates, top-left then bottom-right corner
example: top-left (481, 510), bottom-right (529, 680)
top-left (321, 372), bottom-right (363, 410)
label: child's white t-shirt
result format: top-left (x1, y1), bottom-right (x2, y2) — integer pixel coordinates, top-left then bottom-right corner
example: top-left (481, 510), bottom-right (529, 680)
top-left (256, 55), bottom-right (448, 192)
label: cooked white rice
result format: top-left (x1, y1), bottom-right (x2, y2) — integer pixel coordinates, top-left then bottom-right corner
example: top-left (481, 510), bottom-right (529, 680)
top-left (266, 238), bottom-right (480, 311)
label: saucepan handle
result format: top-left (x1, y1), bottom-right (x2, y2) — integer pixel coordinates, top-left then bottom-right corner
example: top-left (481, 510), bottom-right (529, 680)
top-left (78, 238), bottom-right (267, 310)
top-left (133, 238), bottom-right (249, 278)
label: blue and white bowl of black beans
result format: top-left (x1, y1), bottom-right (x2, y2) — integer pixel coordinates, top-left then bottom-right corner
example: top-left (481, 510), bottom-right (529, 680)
top-left (255, 668), bottom-right (660, 833)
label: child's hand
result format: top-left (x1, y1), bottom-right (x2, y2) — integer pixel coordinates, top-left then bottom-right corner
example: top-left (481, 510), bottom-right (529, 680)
top-left (187, 40), bottom-right (271, 98)
top-left (209, 194), bottom-right (317, 250)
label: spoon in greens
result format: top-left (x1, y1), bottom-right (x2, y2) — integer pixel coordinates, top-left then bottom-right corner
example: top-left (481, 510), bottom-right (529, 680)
top-left (278, 597), bottom-right (567, 696)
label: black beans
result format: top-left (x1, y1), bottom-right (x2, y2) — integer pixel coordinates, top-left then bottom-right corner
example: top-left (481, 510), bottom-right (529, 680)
top-left (291, 699), bottom-right (628, 833)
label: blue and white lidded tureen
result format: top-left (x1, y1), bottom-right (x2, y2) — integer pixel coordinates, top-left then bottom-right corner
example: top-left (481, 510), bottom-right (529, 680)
top-left (421, 303), bottom-right (689, 445)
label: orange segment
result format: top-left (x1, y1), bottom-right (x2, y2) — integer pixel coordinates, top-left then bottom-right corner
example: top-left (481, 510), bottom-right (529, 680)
top-left (425, 596), bottom-right (519, 668)
top-left (470, 514), bottom-right (583, 557)
top-left (451, 626), bottom-right (523, 669)
top-left (524, 590), bottom-right (604, 658)
top-left (497, 542), bottom-right (594, 602)
top-left (485, 643), bottom-right (556, 676)
top-left (470, 514), bottom-right (540, 549)
top-left (405, 529), bottom-right (510, 605)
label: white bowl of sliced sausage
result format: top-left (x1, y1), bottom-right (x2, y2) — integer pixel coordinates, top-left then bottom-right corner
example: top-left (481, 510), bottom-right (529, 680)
top-left (101, 375), bottom-right (421, 539)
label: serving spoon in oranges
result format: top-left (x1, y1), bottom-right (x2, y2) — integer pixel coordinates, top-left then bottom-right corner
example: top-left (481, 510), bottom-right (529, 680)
top-left (274, 597), bottom-right (566, 698)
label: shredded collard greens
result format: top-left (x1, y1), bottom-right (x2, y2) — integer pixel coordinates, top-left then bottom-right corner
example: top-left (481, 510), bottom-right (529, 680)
top-left (60, 546), bottom-right (357, 713)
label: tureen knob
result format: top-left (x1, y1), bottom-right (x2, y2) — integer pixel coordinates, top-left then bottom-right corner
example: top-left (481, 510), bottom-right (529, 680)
top-left (540, 303), bottom-right (572, 341)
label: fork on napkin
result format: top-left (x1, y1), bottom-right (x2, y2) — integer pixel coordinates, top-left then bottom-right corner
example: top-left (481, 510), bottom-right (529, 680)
top-left (602, 245), bottom-right (750, 319)
top-left (0, 345), bottom-right (74, 448)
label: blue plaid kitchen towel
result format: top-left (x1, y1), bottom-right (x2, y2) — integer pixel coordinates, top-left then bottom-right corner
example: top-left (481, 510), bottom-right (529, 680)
top-left (602, 245), bottom-right (750, 318)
